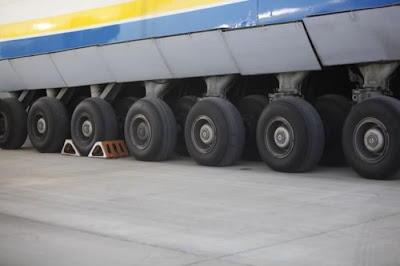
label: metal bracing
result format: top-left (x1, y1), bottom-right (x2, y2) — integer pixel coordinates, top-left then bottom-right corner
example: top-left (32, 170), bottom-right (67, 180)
top-left (269, 71), bottom-right (309, 101)
top-left (90, 85), bottom-right (102, 98)
top-left (17, 90), bottom-right (28, 101)
top-left (45, 87), bottom-right (75, 105)
top-left (99, 83), bottom-right (121, 101)
top-left (204, 75), bottom-right (238, 98)
top-left (89, 83), bottom-right (121, 101)
top-left (17, 90), bottom-right (36, 108)
top-left (46, 88), bottom-right (57, 97)
top-left (57, 87), bottom-right (76, 105)
top-left (144, 80), bottom-right (172, 99)
top-left (352, 62), bottom-right (399, 102)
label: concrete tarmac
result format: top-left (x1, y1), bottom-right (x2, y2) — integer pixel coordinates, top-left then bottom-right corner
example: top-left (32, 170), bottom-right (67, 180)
top-left (0, 143), bottom-right (400, 266)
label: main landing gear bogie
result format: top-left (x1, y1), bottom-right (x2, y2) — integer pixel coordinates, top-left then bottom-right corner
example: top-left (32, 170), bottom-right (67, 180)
top-left (71, 98), bottom-right (118, 156)
top-left (343, 96), bottom-right (400, 180)
top-left (0, 98), bottom-right (27, 150)
top-left (314, 94), bottom-right (352, 166)
top-left (1, 62), bottom-right (399, 181)
top-left (237, 94), bottom-right (269, 161)
top-left (341, 62), bottom-right (400, 179)
top-left (256, 97), bottom-right (325, 173)
top-left (28, 97), bottom-right (70, 153)
top-left (185, 97), bottom-right (245, 166)
top-left (124, 97), bottom-right (177, 161)
top-left (172, 95), bottom-right (198, 156)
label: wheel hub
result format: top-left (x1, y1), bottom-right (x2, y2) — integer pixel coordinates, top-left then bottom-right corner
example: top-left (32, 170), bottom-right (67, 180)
top-left (137, 122), bottom-right (149, 141)
top-left (199, 124), bottom-right (215, 144)
top-left (37, 118), bottom-right (47, 134)
top-left (131, 114), bottom-right (152, 150)
top-left (264, 117), bottom-right (294, 159)
top-left (191, 115), bottom-right (217, 154)
top-left (353, 117), bottom-right (389, 163)
top-left (274, 126), bottom-right (290, 149)
top-left (364, 128), bottom-right (384, 153)
top-left (82, 120), bottom-right (93, 137)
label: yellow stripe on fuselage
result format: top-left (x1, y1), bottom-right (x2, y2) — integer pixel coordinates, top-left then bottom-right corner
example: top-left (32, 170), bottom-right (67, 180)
top-left (0, 0), bottom-right (232, 40)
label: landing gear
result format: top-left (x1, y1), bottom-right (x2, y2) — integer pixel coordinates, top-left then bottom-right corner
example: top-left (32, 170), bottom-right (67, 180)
top-left (0, 60), bottom-right (398, 180)
top-left (71, 98), bottom-right (118, 156)
top-left (27, 97), bottom-right (70, 153)
top-left (67, 96), bottom-right (87, 117)
top-left (256, 72), bottom-right (325, 172)
top-left (172, 95), bottom-right (198, 156)
top-left (0, 98), bottom-right (27, 149)
top-left (185, 97), bottom-right (245, 166)
top-left (113, 97), bottom-right (137, 139)
top-left (257, 97), bottom-right (324, 172)
top-left (342, 62), bottom-right (400, 179)
top-left (314, 95), bottom-right (351, 166)
top-left (343, 96), bottom-right (400, 179)
top-left (124, 98), bottom-right (176, 161)
top-left (237, 95), bottom-right (269, 160)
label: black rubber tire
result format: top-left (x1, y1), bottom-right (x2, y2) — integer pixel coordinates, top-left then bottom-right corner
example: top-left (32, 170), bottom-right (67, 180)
top-left (0, 98), bottom-right (27, 149)
top-left (256, 97), bottom-right (325, 173)
top-left (314, 94), bottom-right (351, 166)
top-left (27, 97), bottom-right (70, 153)
top-left (185, 97), bottom-right (245, 166)
top-left (237, 95), bottom-right (269, 160)
top-left (124, 97), bottom-right (177, 161)
top-left (71, 98), bottom-right (118, 156)
top-left (343, 96), bottom-right (400, 180)
top-left (113, 97), bottom-right (137, 140)
top-left (172, 96), bottom-right (198, 156)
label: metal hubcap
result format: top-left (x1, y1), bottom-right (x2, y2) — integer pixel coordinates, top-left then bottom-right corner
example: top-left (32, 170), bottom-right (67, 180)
top-left (264, 117), bottom-right (294, 159)
top-left (353, 117), bottom-right (389, 163)
top-left (274, 126), bottom-right (290, 149)
top-left (191, 115), bottom-right (217, 154)
top-left (37, 118), bottom-right (46, 134)
top-left (137, 122), bottom-right (149, 141)
top-left (199, 124), bottom-right (215, 145)
top-left (364, 128), bottom-right (384, 153)
top-left (130, 114), bottom-right (151, 150)
top-left (82, 120), bottom-right (93, 137)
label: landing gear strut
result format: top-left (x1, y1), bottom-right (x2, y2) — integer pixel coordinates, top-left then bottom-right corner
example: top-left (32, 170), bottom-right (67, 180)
top-left (185, 75), bottom-right (245, 166)
top-left (257, 71), bottom-right (325, 172)
top-left (343, 62), bottom-right (400, 179)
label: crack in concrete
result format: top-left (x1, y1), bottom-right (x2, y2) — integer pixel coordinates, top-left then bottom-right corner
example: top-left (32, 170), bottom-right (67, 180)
top-left (0, 211), bottom-right (206, 260)
top-left (184, 211), bottom-right (400, 266)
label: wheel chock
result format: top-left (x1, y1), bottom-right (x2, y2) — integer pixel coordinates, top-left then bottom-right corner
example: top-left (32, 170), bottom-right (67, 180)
top-left (61, 139), bottom-right (81, 157)
top-left (88, 140), bottom-right (129, 159)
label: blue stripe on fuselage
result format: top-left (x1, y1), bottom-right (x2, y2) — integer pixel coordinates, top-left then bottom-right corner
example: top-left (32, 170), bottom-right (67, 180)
top-left (0, 0), bottom-right (398, 60)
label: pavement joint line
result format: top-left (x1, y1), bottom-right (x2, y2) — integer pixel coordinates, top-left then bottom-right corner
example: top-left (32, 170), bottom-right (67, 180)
top-left (183, 210), bottom-right (400, 266)
top-left (0, 211), bottom-right (206, 259)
